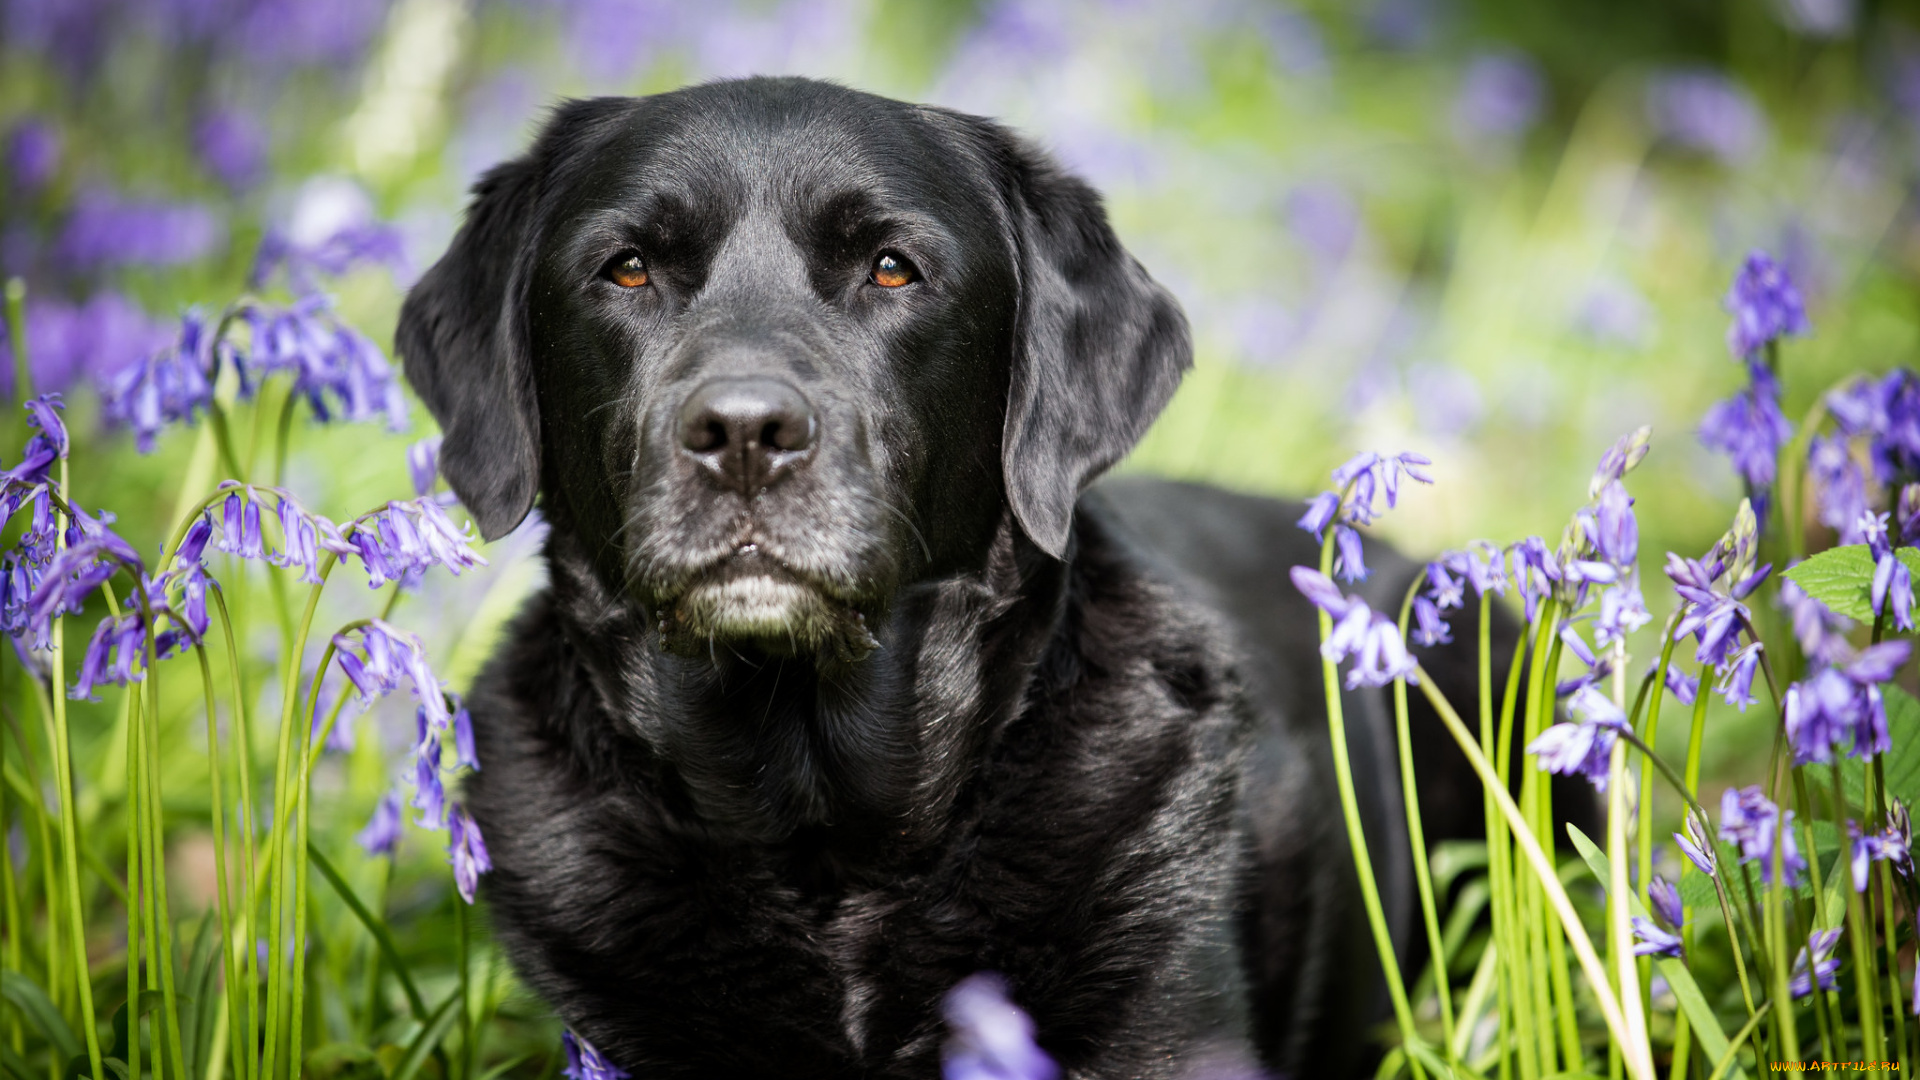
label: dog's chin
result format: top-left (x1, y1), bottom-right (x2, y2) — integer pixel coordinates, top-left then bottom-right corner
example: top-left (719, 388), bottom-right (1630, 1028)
top-left (655, 557), bottom-right (880, 663)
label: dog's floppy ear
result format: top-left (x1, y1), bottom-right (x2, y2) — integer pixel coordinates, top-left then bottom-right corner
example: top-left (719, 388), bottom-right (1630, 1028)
top-left (396, 156), bottom-right (543, 541)
top-left (989, 129), bottom-right (1193, 559)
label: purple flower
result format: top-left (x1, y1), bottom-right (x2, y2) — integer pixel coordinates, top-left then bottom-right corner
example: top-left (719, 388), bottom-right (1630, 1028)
top-left (1452, 53), bottom-right (1546, 140)
top-left (1675, 813), bottom-right (1717, 877)
top-left (1507, 537), bottom-right (1560, 624)
top-left (1333, 526), bottom-right (1367, 583)
top-left (1296, 492), bottom-right (1338, 537)
top-left (357, 792), bottom-right (402, 857)
top-left (1716, 642), bottom-right (1763, 710)
top-left (408, 436), bottom-right (441, 498)
top-left (1901, 483), bottom-right (1920, 546)
top-left (1595, 583), bottom-right (1651, 648)
top-left (101, 311), bottom-right (231, 452)
top-left (7, 119), bottom-right (60, 193)
top-left (1666, 547), bottom-right (1766, 670)
top-left (1586, 480), bottom-right (1638, 566)
top-left (1723, 251), bottom-right (1811, 360)
top-left (1411, 595), bottom-right (1451, 647)
top-left (1291, 567), bottom-right (1418, 689)
top-left (242, 296), bottom-right (408, 431)
top-left (193, 108), bottom-right (267, 192)
top-left (1647, 70), bottom-right (1767, 165)
top-left (410, 737), bottom-right (445, 829)
top-left (1781, 577), bottom-right (1853, 665)
top-left (1721, 786), bottom-right (1806, 886)
top-left (451, 696), bottom-right (479, 771)
top-left (344, 497), bottom-right (486, 589)
top-left (1700, 363), bottom-right (1792, 502)
top-left (1790, 929), bottom-right (1842, 999)
top-left (448, 803), bottom-right (492, 904)
top-left (561, 1032), bottom-right (628, 1080)
top-left (56, 189), bottom-right (224, 271)
top-left (1590, 426), bottom-right (1653, 497)
top-left (1864, 512), bottom-right (1915, 631)
top-left (1784, 642), bottom-right (1908, 763)
top-left (1807, 436), bottom-right (1870, 543)
top-left (1423, 561), bottom-right (1464, 610)
top-left (942, 973), bottom-right (1059, 1080)
top-left (1850, 820), bottom-right (1908, 893)
top-left (1527, 685), bottom-right (1626, 790)
top-left (1650, 875), bottom-right (1684, 929)
top-left (1297, 451), bottom-right (1433, 538)
top-left (1660, 662), bottom-right (1699, 706)
top-left (1630, 916), bottom-right (1683, 958)
top-left (0, 292), bottom-right (174, 399)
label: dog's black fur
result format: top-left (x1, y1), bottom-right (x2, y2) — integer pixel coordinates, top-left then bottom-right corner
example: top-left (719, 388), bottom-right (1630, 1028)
top-left (397, 77), bottom-right (1558, 1078)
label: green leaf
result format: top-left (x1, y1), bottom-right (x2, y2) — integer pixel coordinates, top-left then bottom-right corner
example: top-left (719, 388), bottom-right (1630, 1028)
top-left (388, 988), bottom-right (462, 1080)
top-left (2, 970), bottom-right (83, 1063)
top-left (1882, 686), bottom-right (1920, 807)
top-left (1565, 826), bottom-right (1748, 1080)
top-left (308, 843), bottom-right (431, 1024)
top-left (1781, 544), bottom-right (1920, 623)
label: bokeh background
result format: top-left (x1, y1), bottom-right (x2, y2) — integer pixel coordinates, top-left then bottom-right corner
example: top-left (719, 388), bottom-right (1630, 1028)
top-left (4, 0), bottom-right (1920, 1067)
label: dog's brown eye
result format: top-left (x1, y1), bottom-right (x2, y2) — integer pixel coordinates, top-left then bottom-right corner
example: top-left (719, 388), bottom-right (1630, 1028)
top-left (871, 252), bottom-right (915, 288)
top-left (607, 254), bottom-right (649, 288)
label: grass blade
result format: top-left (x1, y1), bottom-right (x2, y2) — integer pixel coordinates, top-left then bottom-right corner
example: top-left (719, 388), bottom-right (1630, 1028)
top-left (389, 989), bottom-right (462, 1080)
top-left (305, 843), bottom-right (430, 1022)
top-left (1, 970), bottom-right (82, 1062)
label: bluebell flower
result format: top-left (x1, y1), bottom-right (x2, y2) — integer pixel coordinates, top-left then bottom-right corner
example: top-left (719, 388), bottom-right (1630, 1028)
top-left (193, 107), bottom-right (267, 192)
top-left (1784, 641), bottom-right (1909, 764)
top-left (1630, 916), bottom-right (1682, 959)
top-left (941, 973), bottom-right (1059, 1080)
top-left (1900, 483), bottom-right (1920, 546)
top-left (1423, 561), bottom-right (1464, 610)
top-left (410, 737), bottom-right (446, 829)
top-left (1666, 544), bottom-right (1768, 669)
top-left (1459, 541), bottom-right (1508, 596)
top-left (1806, 435), bottom-right (1870, 543)
top-left (0, 292), bottom-right (173, 399)
top-left (1861, 510), bottom-right (1915, 631)
top-left (242, 296), bottom-right (408, 431)
top-left (1850, 820), bottom-right (1908, 893)
top-left (1553, 626), bottom-right (1614, 697)
top-left (357, 792), bottom-right (402, 858)
top-left (344, 497), bottom-right (486, 589)
top-left (252, 220), bottom-right (408, 295)
top-left (7, 119), bottom-right (60, 193)
top-left (1723, 251), bottom-right (1810, 360)
top-left (1649, 875), bottom-right (1684, 929)
top-left (1595, 582), bottom-right (1650, 648)
top-left (448, 803), bottom-right (492, 904)
top-left (1659, 662), bottom-right (1699, 706)
top-left (1789, 929), bottom-right (1842, 999)
top-left (1699, 362), bottom-right (1792, 504)
top-left (1411, 595), bottom-right (1450, 647)
top-left (1590, 426), bottom-right (1653, 497)
top-left (408, 436), bottom-right (441, 498)
top-left (1296, 451), bottom-right (1432, 538)
top-left (1291, 567), bottom-right (1418, 688)
top-left (56, 190), bottom-right (224, 271)
top-left (1716, 642), bottom-right (1763, 710)
top-left (1721, 786), bottom-right (1805, 886)
top-left (101, 310), bottom-right (228, 452)
top-left (1674, 813), bottom-right (1716, 877)
top-left (1333, 526), bottom-right (1367, 583)
top-left (451, 695), bottom-right (479, 771)
top-left (1526, 685), bottom-right (1626, 791)
top-left (1586, 480), bottom-right (1638, 566)
top-left (1780, 578), bottom-right (1853, 665)
top-left (1507, 536), bottom-right (1560, 624)
top-left (561, 1031), bottom-right (629, 1080)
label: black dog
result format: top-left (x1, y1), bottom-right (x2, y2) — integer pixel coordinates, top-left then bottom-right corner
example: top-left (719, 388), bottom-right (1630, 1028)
top-left (397, 76), bottom-right (1532, 1078)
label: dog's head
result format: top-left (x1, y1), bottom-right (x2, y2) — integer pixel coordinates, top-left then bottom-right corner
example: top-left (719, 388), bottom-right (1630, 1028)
top-left (398, 77), bottom-right (1189, 659)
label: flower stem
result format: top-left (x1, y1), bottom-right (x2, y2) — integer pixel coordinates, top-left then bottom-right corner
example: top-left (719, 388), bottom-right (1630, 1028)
top-left (1394, 580), bottom-right (1455, 1055)
top-left (1314, 534), bottom-right (1427, 1076)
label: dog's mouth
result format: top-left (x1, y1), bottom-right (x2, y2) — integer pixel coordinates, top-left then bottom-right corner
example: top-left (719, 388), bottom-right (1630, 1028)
top-left (654, 546), bottom-right (880, 663)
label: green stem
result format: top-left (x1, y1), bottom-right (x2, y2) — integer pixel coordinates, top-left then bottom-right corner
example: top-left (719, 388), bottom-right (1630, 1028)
top-left (196, 644), bottom-right (248, 1080)
top-left (1494, 614), bottom-right (1538, 1080)
top-left (1835, 767), bottom-right (1884, 1061)
top-left (136, 598), bottom-right (188, 1080)
top-left (5, 278), bottom-right (30, 402)
top-left (1312, 535), bottom-right (1427, 1075)
top-left (209, 586), bottom-right (260, 1080)
top-left (1394, 581), bottom-right (1455, 1055)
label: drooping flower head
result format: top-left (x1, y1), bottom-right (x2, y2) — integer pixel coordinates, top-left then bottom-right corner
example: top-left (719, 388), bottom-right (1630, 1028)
top-left (1526, 685), bottom-right (1627, 791)
top-left (561, 1032), bottom-right (629, 1080)
top-left (1723, 250), bottom-right (1810, 361)
top-left (1850, 819), bottom-right (1909, 893)
top-left (1675, 810), bottom-right (1717, 877)
top-left (941, 973), bottom-right (1059, 1080)
top-left (1784, 641), bottom-right (1909, 764)
top-left (448, 802), bottom-right (492, 904)
top-left (357, 791), bottom-right (403, 858)
top-left (1630, 916), bottom-right (1683, 959)
top-left (1720, 786), bottom-right (1806, 886)
top-left (1699, 363), bottom-right (1792, 513)
top-left (1290, 567), bottom-right (1418, 688)
top-left (1296, 451), bottom-right (1433, 582)
top-left (1649, 875), bottom-right (1684, 929)
top-left (1790, 929), bottom-right (1842, 999)
top-left (100, 311), bottom-right (230, 452)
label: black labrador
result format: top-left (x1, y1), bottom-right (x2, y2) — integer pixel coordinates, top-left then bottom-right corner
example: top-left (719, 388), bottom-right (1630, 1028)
top-left (397, 76), bottom-right (1533, 1078)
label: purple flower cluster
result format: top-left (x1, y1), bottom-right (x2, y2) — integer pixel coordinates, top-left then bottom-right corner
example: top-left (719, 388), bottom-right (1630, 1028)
top-left (1849, 819), bottom-right (1910, 893)
top-left (561, 1031), bottom-right (629, 1080)
top-left (1720, 786), bottom-right (1806, 887)
top-left (55, 189), bottom-right (225, 272)
top-left (1724, 251), bottom-right (1811, 361)
top-left (100, 295), bottom-right (408, 454)
top-left (1782, 640), bottom-right (1909, 764)
top-left (941, 973), bottom-right (1059, 1080)
top-left (1412, 541), bottom-right (1504, 648)
top-left (7, 119), bottom-right (61, 194)
top-left (1297, 451), bottom-right (1433, 582)
top-left (1859, 510), bottom-right (1916, 631)
top-left (1525, 685), bottom-right (1627, 790)
top-left (1291, 567), bottom-right (1418, 689)
top-left (251, 220), bottom-right (409, 296)
top-left (0, 291), bottom-right (173, 399)
top-left (1790, 929), bottom-right (1842, 999)
top-left (1826, 370), bottom-right (1920, 491)
top-left (336, 619), bottom-right (488, 900)
top-left (1665, 504), bottom-right (1771, 707)
top-left (344, 496), bottom-right (486, 590)
top-left (1700, 363), bottom-right (1792, 515)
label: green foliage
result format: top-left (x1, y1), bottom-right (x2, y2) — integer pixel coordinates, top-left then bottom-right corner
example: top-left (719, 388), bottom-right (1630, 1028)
top-left (1782, 546), bottom-right (1920, 623)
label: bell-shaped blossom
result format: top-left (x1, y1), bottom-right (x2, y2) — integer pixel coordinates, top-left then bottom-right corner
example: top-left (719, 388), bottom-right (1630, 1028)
top-left (1649, 875), bottom-right (1684, 929)
top-left (1659, 662), bottom-right (1699, 706)
top-left (1850, 819), bottom-right (1909, 893)
top-left (1720, 786), bottom-right (1806, 886)
top-left (1589, 426), bottom-right (1652, 498)
top-left (1723, 250), bottom-right (1810, 360)
top-left (1297, 451), bottom-right (1433, 538)
top-left (1291, 567), bottom-right (1418, 688)
top-left (1861, 509), bottom-right (1916, 631)
top-left (451, 695), bottom-right (479, 771)
top-left (1789, 929), bottom-right (1842, 999)
top-left (1715, 642), bottom-right (1763, 710)
top-left (1675, 812), bottom-right (1717, 877)
top-left (408, 436), bottom-right (441, 498)
top-left (1700, 362), bottom-right (1792, 510)
top-left (1508, 536), bottom-right (1560, 624)
top-left (561, 1032), bottom-right (629, 1080)
top-left (100, 312), bottom-right (229, 453)
top-left (1333, 525), bottom-right (1367, 583)
top-left (345, 497), bottom-right (487, 590)
top-left (942, 973), bottom-right (1059, 1080)
top-left (1807, 435), bottom-right (1871, 543)
top-left (1630, 916), bottom-right (1682, 959)
top-left (242, 295), bottom-right (408, 431)
top-left (357, 792), bottom-right (403, 857)
top-left (1424, 561), bottom-right (1464, 610)
top-left (410, 737), bottom-right (446, 829)
top-left (1411, 595), bottom-right (1451, 647)
top-left (1784, 641), bottom-right (1909, 763)
top-left (1527, 685), bottom-right (1627, 790)
top-left (1781, 578), bottom-right (1854, 666)
top-left (448, 802), bottom-right (492, 904)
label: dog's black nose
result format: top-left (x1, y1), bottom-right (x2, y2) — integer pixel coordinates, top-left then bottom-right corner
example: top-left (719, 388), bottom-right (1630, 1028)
top-left (677, 377), bottom-right (817, 494)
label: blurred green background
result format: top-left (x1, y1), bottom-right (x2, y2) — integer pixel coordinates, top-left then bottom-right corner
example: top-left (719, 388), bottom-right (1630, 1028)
top-left (4, 0), bottom-right (1920, 1069)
